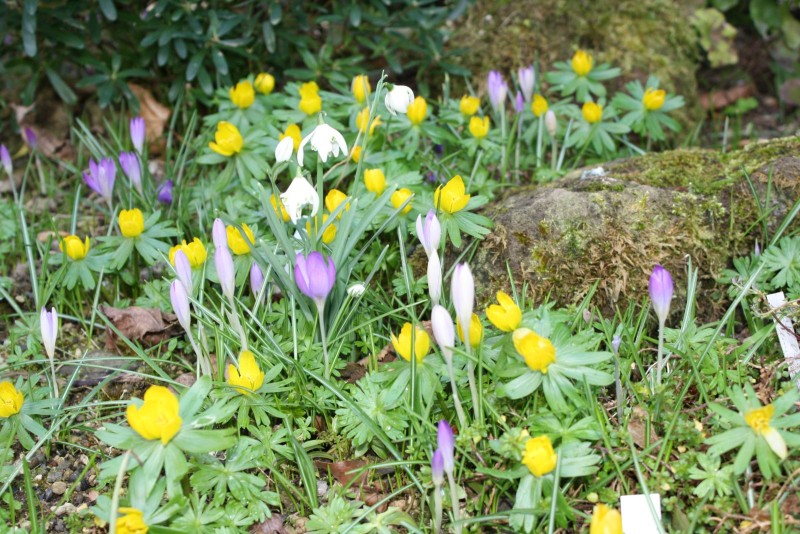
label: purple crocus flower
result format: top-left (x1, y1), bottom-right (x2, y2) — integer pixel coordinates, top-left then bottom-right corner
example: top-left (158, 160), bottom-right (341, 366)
top-left (518, 65), bottom-right (535, 102)
top-left (515, 91), bottom-right (524, 114)
top-left (250, 263), bottom-right (264, 296)
top-left (170, 280), bottom-right (191, 332)
top-left (1, 145), bottom-right (11, 177)
top-left (174, 249), bottom-right (193, 295)
top-left (649, 264), bottom-right (673, 325)
top-left (118, 151), bottom-right (142, 193)
top-left (294, 251), bottom-right (336, 309)
top-left (212, 218), bottom-right (227, 251)
top-left (431, 449), bottom-right (445, 486)
top-left (157, 179), bottom-right (173, 204)
top-left (24, 127), bottom-right (37, 149)
top-left (83, 158), bottom-right (116, 205)
top-left (437, 420), bottom-right (455, 475)
top-left (215, 246), bottom-right (235, 300)
top-left (415, 210), bottom-right (441, 258)
top-left (612, 334), bottom-right (621, 354)
top-left (130, 116), bottom-right (146, 155)
top-left (487, 71), bottom-right (508, 112)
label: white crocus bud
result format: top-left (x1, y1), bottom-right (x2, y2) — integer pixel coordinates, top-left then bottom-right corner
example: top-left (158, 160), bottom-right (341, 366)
top-left (427, 250), bottom-right (442, 306)
top-left (275, 136), bottom-right (294, 163)
top-left (451, 263), bottom-right (474, 346)
top-left (431, 305), bottom-right (455, 363)
top-left (297, 123), bottom-right (348, 167)
top-left (173, 249), bottom-right (193, 295)
top-left (545, 110), bottom-right (557, 137)
top-left (212, 218), bottom-right (227, 251)
top-left (170, 280), bottom-right (191, 332)
top-left (415, 210), bottom-right (441, 258)
top-left (40, 307), bottom-right (58, 361)
top-left (280, 175), bottom-right (320, 223)
top-left (384, 85), bottom-right (415, 115)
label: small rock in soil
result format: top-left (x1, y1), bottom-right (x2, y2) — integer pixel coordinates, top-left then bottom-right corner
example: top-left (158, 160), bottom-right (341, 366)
top-left (51, 481), bottom-right (67, 495)
top-left (54, 503), bottom-right (76, 516)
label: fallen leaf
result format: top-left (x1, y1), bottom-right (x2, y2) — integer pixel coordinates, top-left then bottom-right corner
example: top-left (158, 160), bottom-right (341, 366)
top-left (315, 459), bottom-right (370, 486)
top-left (627, 406), bottom-right (658, 449)
top-left (698, 84), bottom-right (754, 111)
top-left (128, 83), bottom-right (171, 154)
top-left (101, 305), bottom-right (181, 350)
top-left (250, 515), bottom-right (287, 534)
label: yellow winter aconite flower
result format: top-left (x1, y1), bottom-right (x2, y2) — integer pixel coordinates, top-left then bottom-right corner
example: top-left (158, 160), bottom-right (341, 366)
top-left (460, 95), bottom-right (480, 116)
top-left (532, 94), bottom-right (548, 117)
top-left (364, 168), bottom-right (386, 195)
top-left (229, 80), bottom-right (255, 109)
top-left (571, 49), bottom-right (593, 76)
top-left (116, 507), bottom-right (148, 534)
top-left (456, 313), bottom-right (483, 347)
top-left (299, 81), bottom-right (319, 97)
top-left (391, 323), bottom-right (430, 363)
top-left (469, 116), bottom-right (490, 139)
top-left (351, 75), bottom-right (371, 103)
top-left (522, 435), bottom-right (557, 477)
top-left (590, 504), bottom-right (622, 534)
top-left (270, 194), bottom-right (291, 222)
top-left (125, 385), bottom-right (182, 445)
top-left (582, 102), bottom-right (603, 124)
top-left (281, 124), bottom-right (302, 151)
top-left (513, 328), bottom-right (556, 373)
top-left (350, 146), bottom-right (362, 163)
top-left (254, 72), bottom-right (275, 95)
top-left (60, 235), bottom-right (91, 261)
top-left (486, 291), bottom-right (522, 331)
top-left (226, 224), bottom-right (255, 255)
top-left (325, 189), bottom-right (350, 216)
top-left (745, 404), bottom-right (788, 459)
top-left (227, 351), bottom-right (265, 392)
top-left (356, 107), bottom-right (382, 135)
top-left (119, 208), bottom-right (144, 238)
top-left (0, 381), bottom-right (24, 418)
top-left (306, 214), bottom-right (337, 244)
top-left (643, 87), bottom-right (666, 111)
top-left (406, 96), bottom-right (427, 125)
top-left (299, 93), bottom-right (322, 115)
top-left (169, 238), bottom-right (207, 268)
top-left (391, 188), bottom-right (414, 214)
top-left (209, 121), bottom-right (243, 156)
top-left (434, 175), bottom-right (470, 214)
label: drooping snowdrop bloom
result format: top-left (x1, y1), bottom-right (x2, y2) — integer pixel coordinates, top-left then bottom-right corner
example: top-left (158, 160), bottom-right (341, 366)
top-left (297, 123), bottom-right (347, 166)
top-left (384, 85), bottom-right (415, 115)
top-left (280, 176), bottom-right (320, 223)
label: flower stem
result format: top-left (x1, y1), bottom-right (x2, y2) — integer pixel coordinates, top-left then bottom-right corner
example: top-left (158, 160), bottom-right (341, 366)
top-left (547, 453), bottom-right (562, 534)
top-left (317, 302), bottom-right (330, 378)
top-left (465, 343), bottom-right (480, 421)
top-left (445, 356), bottom-right (467, 428)
top-left (656, 320), bottom-right (665, 387)
top-left (446, 471), bottom-right (462, 534)
top-left (433, 483), bottom-right (443, 533)
top-left (227, 294), bottom-right (248, 351)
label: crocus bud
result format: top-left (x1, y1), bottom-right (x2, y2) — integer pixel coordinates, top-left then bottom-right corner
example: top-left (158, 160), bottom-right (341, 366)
top-left (518, 65), bottom-right (535, 103)
top-left (649, 264), bottom-right (673, 326)
top-left (487, 71), bottom-right (508, 112)
top-left (275, 136), bottom-right (294, 163)
top-left (212, 218), bottom-right (227, 251)
top-left (416, 210), bottom-right (441, 258)
top-left (130, 116), bottom-right (146, 155)
top-left (431, 305), bottom-right (455, 362)
top-left (384, 85), bottom-right (415, 115)
top-left (1, 145), bottom-right (11, 177)
top-left (515, 91), bottom-right (524, 114)
top-left (294, 251), bottom-right (336, 309)
top-left (612, 334), bottom-right (621, 354)
top-left (754, 240), bottom-right (760, 257)
top-left (545, 110), bottom-right (557, 137)
top-left (250, 263), bottom-right (264, 296)
top-left (40, 307), bottom-right (58, 361)
top-left (431, 449), bottom-right (445, 487)
top-left (118, 152), bottom-right (142, 193)
top-left (437, 420), bottom-right (455, 474)
top-left (24, 127), bottom-right (37, 149)
top-left (170, 280), bottom-right (191, 332)
top-left (451, 263), bottom-right (475, 346)
top-left (174, 249), bottom-right (193, 295)
top-left (215, 246), bottom-right (236, 300)
top-left (427, 251), bottom-right (442, 306)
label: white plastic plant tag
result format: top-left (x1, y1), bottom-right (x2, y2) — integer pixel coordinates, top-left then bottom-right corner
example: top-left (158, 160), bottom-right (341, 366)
top-left (766, 292), bottom-right (800, 391)
top-left (620, 493), bottom-right (662, 534)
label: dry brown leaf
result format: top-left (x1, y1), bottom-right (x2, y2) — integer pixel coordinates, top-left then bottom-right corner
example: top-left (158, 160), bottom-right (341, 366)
top-left (101, 305), bottom-right (181, 350)
top-left (315, 459), bottom-right (370, 487)
top-left (698, 84), bottom-right (754, 111)
top-left (128, 83), bottom-right (171, 153)
top-left (627, 406), bottom-right (658, 449)
top-left (250, 515), bottom-right (287, 534)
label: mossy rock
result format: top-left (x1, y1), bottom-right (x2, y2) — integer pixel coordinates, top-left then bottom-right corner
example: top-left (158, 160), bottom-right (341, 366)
top-left (470, 136), bottom-right (800, 315)
top-left (448, 0), bottom-right (702, 127)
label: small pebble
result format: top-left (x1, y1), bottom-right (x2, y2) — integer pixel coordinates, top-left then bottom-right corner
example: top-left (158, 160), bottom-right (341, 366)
top-left (54, 503), bottom-right (76, 517)
top-left (51, 481), bottom-right (67, 495)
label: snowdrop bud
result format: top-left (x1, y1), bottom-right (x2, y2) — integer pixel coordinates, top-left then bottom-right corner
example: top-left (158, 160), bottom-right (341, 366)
top-left (250, 263), bottom-right (264, 296)
top-left (1, 145), bottom-right (11, 177)
top-left (215, 246), bottom-right (236, 300)
top-left (427, 250), bottom-right (442, 306)
top-left (170, 280), bottom-right (191, 332)
top-left (174, 249), bottom-right (193, 295)
top-left (437, 420), bottom-right (455, 474)
top-left (347, 283), bottom-right (366, 297)
top-left (545, 110), bottom-right (557, 137)
top-left (431, 305), bottom-right (455, 362)
top-left (40, 307), bottom-right (58, 361)
top-left (384, 85), bottom-right (415, 115)
top-left (451, 263), bottom-right (474, 345)
top-left (275, 136), bottom-right (294, 163)
top-left (415, 210), bottom-right (441, 258)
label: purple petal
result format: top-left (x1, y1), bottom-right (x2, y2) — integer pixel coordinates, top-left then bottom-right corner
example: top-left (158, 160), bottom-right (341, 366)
top-left (437, 420), bottom-right (455, 474)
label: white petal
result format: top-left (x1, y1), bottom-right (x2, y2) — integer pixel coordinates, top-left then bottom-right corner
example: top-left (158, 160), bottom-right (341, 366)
top-left (275, 137), bottom-right (294, 163)
top-left (281, 177), bottom-right (320, 224)
top-left (764, 427), bottom-right (788, 460)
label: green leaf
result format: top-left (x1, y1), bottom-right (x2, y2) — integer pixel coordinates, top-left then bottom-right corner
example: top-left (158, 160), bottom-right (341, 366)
top-left (45, 68), bottom-right (77, 106)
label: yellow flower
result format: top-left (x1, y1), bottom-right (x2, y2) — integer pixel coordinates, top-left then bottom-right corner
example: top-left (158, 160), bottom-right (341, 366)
top-left (299, 93), bottom-right (322, 115)
top-left (582, 102), bottom-right (603, 124)
top-left (229, 81), bottom-right (255, 109)
top-left (226, 224), bottom-right (255, 255)
top-left (209, 121), bottom-right (243, 156)
top-left (745, 404), bottom-right (788, 459)
top-left (364, 168), bottom-right (386, 195)
top-left (306, 214), bottom-right (337, 244)
top-left (119, 209), bottom-right (144, 238)
top-left (169, 238), bottom-right (207, 268)
top-left (469, 116), bottom-right (490, 139)
top-left (60, 235), bottom-right (90, 261)
top-left (460, 95), bottom-right (480, 116)
top-left (434, 175), bottom-right (470, 214)
top-left (351, 75), bottom-right (371, 103)
top-left (254, 72), bottom-right (275, 95)
top-left (406, 96), bottom-right (427, 125)
top-left (125, 385), bottom-right (182, 445)
top-left (571, 49), bottom-right (593, 76)
top-left (522, 435), bottom-right (557, 477)
top-left (513, 328), bottom-right (556, 373)
top-left (532, 94), bottom-right (548, 117)
top-left (299, 81), bottom-right (319, 97)
top-left (281, 124), bottom-right (302, 151)
top-left (0, 381), bottom-right (24, 418)
top-left (643, 87), bottom-right (666, 111)
top-left (227, 350), bottom-right (265, 392)
top-left (590, 504), bottom-right (622, 534)
top-left (391, 323), bottom-right (430, 363)
top-left (391, 188), bottom-right (414, 214)
top-left (356, 107), bottom-right (382, 135)
top-left (116, 507), bottom-right (148, 534)
top-left (325, 189), bottom-right (350, 216)
top-left (350, 146), bottom-right (362, 163)
top-left (456, 313), bottom-right (483, 347)
top-left (486, 291), bottom-right (522, 331)
top-left (270, 194), bottom-right (291, 222)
